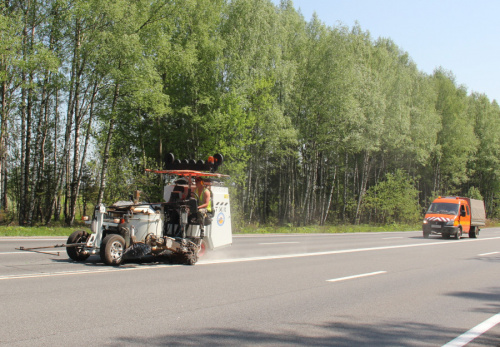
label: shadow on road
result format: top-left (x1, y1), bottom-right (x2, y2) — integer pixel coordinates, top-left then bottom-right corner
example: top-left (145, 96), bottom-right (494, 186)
top-left (109, 320), bottom-right (464, 346)
top-left (447, 287), bottom-right (500, 314)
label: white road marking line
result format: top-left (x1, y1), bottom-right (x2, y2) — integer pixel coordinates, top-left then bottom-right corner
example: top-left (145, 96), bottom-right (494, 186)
top-left (0, 239), bottom-right (67, 242)
top-left (326, 271), bottom-right (387, 283)
top-left (259, 242), bottom-right (300, 245)
top-left (442, 312), bottom-right (500, 347)
top-left (200, 236), bottom-right (500, 265)
top-left (478, 251), bottom-right (499, 256)
top-left (383, 237), bottom-right (403, 240)
top-left (0, 251), bottom-right (62, 255)
top-left (2, 236), bottom-right (500, 281)
top-left (0, 264), bottom-right (182, 280)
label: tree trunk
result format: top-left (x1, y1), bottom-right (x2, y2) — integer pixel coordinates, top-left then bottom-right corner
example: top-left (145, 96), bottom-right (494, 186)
top-left (355, 151), bottom-right (371, 224)
top-left (97, 82), bottom-right (120, 205)
top-left (322, 165), bottom-right (336, 225)
top-left (0, 73), bottom-right (7, 211)
top-left (68, 82), bottom-right (98, 225)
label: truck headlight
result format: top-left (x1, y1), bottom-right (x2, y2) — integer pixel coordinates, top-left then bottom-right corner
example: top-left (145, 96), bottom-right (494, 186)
top-left (445, 220), bottom-right (454, 226)
top-left (422, 219), bottom-right (428, 224)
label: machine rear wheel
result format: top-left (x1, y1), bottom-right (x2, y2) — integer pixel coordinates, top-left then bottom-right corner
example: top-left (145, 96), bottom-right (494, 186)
top-left (101, 234), bottom-right (125, 266)
top-left (66, 230), bottom-right (90, 261)
top-left (184, 252), bottom-right (198, 265)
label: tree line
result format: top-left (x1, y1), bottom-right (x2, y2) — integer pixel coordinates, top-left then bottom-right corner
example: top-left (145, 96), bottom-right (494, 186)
top-left (1, 0), bottom-right (499, 228)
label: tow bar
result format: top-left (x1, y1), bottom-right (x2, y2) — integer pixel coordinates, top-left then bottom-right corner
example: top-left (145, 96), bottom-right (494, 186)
top-left (16, 243), bottom-right (81, 256)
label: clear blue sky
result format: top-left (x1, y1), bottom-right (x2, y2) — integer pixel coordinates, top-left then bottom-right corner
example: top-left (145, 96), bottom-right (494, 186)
top-left (273, 0), bottom-right (500, 103)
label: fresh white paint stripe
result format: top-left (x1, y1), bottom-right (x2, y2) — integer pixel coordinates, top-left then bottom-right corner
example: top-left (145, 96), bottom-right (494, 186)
top-left (259, 242), bottom-right (300, 245)
top-left (199, 236), bottom-right (500, 265)
top-left (0, 251), bottom-right (62, 255)
top-left (2, 236), bottom-right (500, 281)
top-left (327, 271), bottom-right (387, 283)
top-left (442, 312), bottom-right (500, 347)
top-left (0, 264), bottom-right (181, 280)
top-left (0, 238), bottom-right (66, 242)
top-left (478, 251), bottom-right (499, 256)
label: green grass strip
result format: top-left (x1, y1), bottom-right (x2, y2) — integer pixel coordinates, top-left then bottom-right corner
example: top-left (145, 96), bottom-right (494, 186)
top-left (0, 226), bottom-right (84, 237)
top-left (238, 224), bottom-right (421, 234)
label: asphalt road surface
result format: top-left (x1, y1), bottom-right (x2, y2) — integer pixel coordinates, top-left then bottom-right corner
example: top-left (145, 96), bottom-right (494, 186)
top-left (1, 228), bottom-right (500, 346)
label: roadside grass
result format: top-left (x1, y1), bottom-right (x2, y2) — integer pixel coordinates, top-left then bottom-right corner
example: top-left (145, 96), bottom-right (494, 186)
top-left (238, 219), bottom-right (500, 234)
top-left (0, 225), bottom-right (86, 237)
top-left (239, 223), bottom-right (421, 234)
top-left (1, 220), bottom-right (497, 237)
top-left (0, 223), bottom-right (417, 236)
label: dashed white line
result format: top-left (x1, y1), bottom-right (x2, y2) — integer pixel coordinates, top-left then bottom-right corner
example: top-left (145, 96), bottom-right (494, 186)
top-left (259, 241), bottom-right (300, 245)
top-left (478, 251), bottom-right (499, 256)
top-left (442, 312), bottom-right (500, 347)
top-left (326, 271), bottom-right (387, 283)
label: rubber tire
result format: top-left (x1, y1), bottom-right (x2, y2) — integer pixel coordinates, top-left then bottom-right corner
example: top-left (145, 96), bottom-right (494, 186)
top-left (423, 231), bottom-right (430, 239)
top-left (198, 239), bottom-right (207, 257)
top-left (469, 226), bottom-right (478, 238)
top-left (184, 252), bottom-right (198, 265)
top-left (454, 227), bottom-right (462, 240)
top-left (66, 230), bottom-right (90, 261)
top-left (101, 234), bottom-right (125, 266)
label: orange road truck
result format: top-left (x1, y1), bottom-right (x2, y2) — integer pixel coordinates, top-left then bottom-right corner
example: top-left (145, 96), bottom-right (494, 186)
top-left (422, 196), bottom-right (486, 239)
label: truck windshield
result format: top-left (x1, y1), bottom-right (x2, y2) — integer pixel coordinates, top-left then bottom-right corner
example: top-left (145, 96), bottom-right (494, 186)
top-left (427, 203), bottom-right (459, 215)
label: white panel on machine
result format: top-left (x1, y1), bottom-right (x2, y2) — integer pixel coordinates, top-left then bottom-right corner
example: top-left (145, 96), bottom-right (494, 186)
top-left (208, 185), bottom-right (232, 249)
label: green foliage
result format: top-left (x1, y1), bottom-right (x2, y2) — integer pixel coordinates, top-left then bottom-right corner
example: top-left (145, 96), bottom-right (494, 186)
top-left (3, 0), bottom-right (500, 231)
top-left (467, 186), bottom-right (483, 201)
top-left (362, 170), bottom-right (421, 225)
top-left (433, 69), bottom-right (479, 189)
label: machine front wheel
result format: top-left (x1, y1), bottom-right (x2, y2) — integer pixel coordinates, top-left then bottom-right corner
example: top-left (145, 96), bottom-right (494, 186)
top-left (101, 234), bottom-right (125, 266)
top-left (66, 230), bottom-right (90, 261)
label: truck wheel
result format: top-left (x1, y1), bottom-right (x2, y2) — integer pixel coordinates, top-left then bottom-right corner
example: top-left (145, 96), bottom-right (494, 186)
top-left (423, 231), bottom-right (430, 239)
top-left (66, 230), bottom-right (90, 261)
top-left (454, 227), bottom-right (462, 240)
top-left (469, 226), bottom-right (479, 238)
top-left (101, 234), bottom-right (125, 266)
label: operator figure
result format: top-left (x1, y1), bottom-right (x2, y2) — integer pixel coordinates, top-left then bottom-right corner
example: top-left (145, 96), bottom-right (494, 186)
top-left (195, 177), bottom-right (212, 238)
